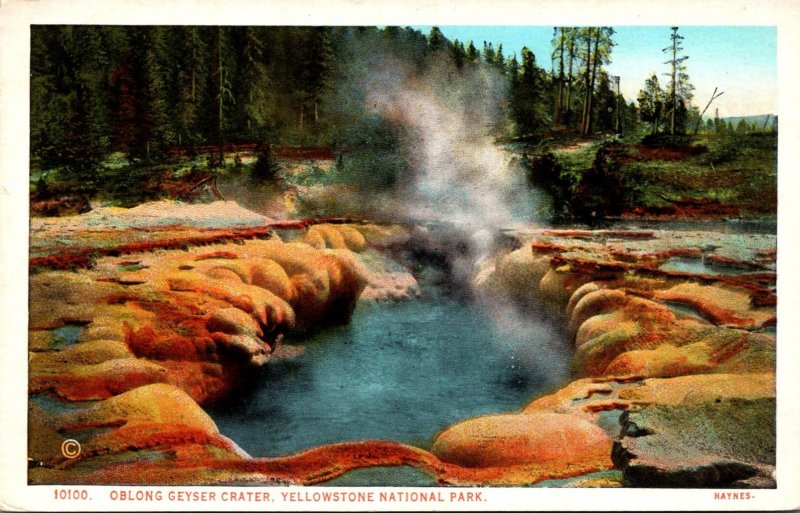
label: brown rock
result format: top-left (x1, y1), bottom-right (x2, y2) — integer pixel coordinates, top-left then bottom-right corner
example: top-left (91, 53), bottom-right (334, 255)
top-left (205, 267), bottom-right (246, 283)
top-left (565, 281), bottom-right (602, 320)
top-left (616, 373), bottom-right (775, 405)
top-left (249, 258), bottom-right (294, 301)
top-left (30, 358), bottom-right (169, 401)
top-left (613, 398), bottom-right (775, 487)
top-left (653, 282), bottom-right (773, 329)
top-left (604, 343), bottom-right (714, 378)
top-left (61, 383), bottom-right (219, 434)
top-left (206, 307), bottom-right (263, 338)
top-left (524, 378), bottom-right (614, 414)
top-left (29, 271), bottom-right (121, 328)
top-left (604, 328), bottom-right (775, 379)
top-left (539, 267), bottom-right (594, 314)
top-left (431, 412), bottom-right (612, 468)
top-left (496, 249), bottom-right (552, 304)
top-left (569, 288), bottom-right (630, 338)
top-left (29, 331), bottom-right (52, 351)
top-left (28, 404), bottom-right (67, 467)
top-left (337, 225), bottom-right (368, 252)
top-left (30, 339), bottom-right (132, 366)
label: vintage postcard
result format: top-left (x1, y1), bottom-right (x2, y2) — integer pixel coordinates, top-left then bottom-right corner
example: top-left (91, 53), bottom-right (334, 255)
top-left (1, 0), bottom-right (799, 510)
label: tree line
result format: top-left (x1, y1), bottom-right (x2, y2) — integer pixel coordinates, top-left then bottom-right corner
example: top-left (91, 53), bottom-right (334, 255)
top-left (32, 26), bottom-right (337, 181)
top-left (31, 25), bottom-right (642, 186)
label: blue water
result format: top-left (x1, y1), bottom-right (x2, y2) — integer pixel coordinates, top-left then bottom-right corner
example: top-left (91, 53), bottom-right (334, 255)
top-left (659, 256), bottom-right (760, 275)
top-left (48, 324), bottom-right (84, 350)
top-left (322, 466), bottom-right (437, 486)
top-left (611, 219), bottom-right (777, 235)
top-left (210, 297), bottom-right (568, 458)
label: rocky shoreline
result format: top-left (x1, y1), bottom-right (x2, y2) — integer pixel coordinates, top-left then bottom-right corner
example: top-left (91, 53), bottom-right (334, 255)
top-left (466, 227), bottom-right (775, 487)
top-left (28, 201), bottom-right (776, 487)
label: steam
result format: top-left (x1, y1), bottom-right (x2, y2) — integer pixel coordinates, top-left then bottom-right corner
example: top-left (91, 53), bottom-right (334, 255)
top-left (325, 31), bottom-right (547, 241)
top-left (330, 36), bottom-right (566, 384)
top-left (483, 297), bottom-right (571, 386)
top-left (363, 52), bottom-right (542, 242)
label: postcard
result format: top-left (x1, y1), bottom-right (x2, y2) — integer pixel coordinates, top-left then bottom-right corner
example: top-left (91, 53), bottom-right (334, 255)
top-left (1, 0), bottom-right (799, 510)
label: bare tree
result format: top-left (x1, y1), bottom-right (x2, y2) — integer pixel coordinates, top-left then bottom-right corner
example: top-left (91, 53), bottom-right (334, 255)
top-left (692, 87), bottom-right (724, 136)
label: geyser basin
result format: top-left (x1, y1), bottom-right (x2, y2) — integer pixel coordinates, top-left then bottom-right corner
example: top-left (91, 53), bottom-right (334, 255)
top-left (209, 294), bottom-right (569, 459)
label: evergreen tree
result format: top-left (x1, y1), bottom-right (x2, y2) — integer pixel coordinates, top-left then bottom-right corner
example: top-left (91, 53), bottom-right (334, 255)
top-left (482, 41), bottom-right (496, 64)
top-left (578, 27), bottom-right (615, 135)
top-left (563, 27), bottom-right (579, 127)
top-left (508, 53), bottom-right (520, 90)
top-left (623, 100), bottom-right (639, 135)
top-left (31, 26), bottom-right (119, 181)
top-left (451, 39), bottom-right (466, 69)
top-left (736, 118), bottom-right (751, 134)
top-left (60, 81), bottom-right (104, 187)
top-left (198, 26), bottom-right (235, 164)
top-left (163, 27), bottom-right (208, 148)
top-left (662, 27), bottom-right (694, 135)
top-left (494, 44), bottom-right (506, 73)
top-left (593, 72), bottom-right (617, 133)
top-left (466, 41), bottom-right (479, 64)
top-left (109, 27), bottom-right (168, 163)
top-left (512, 47), bottom-right (548, 135)
top-left (552, 27), bottom-right (566, 126)
top-left (31, 26), bottom-right (74, 169)
top-left (305, 27), bottom-right (335, 131)
top-left (638, 73), bottom-right (666, 135)
top-left (428, 27), bottom-right (447, 53)
top-left (229, 27), bottom-right (272, 142)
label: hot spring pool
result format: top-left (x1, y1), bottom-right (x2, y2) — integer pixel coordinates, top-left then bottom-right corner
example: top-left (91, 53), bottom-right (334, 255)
top-left (209, 295), bottom-right (569, 459)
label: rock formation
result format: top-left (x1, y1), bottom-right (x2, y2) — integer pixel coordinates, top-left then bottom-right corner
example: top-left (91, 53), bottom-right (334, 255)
top-left (28, 203), bottom-right (777, 487)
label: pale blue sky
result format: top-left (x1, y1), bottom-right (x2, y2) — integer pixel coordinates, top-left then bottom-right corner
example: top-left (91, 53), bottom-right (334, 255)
top-left (412, 26), bottom-right (777, 117)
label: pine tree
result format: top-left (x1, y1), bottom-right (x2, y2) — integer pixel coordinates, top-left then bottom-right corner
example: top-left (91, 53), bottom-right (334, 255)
top-left (593, 72), bottom-right (617, 133)
top-left (736, 118), bottom-right (751, 134)
top-left (564, 27), bottom-right (578, 126)
top-left (552, 27), bottom-right (567, 126)
top-left (230, 27), bottom-right (272, 142)
top-left (638, 73), bottom-right (666, 135)
top-left (512, 47), bottom-right (547, 135)
top-left (61, 81), bottom-right (103, 187)
top-left (109, 27), bottom-right (168, 163)
top-left (451, 39), bottom-right (466, 69)
top-left (578, 27), bottom-right (615, 135)
top-left (494, 44), bottom-right (506, 73)
top-left (162, 27), bottom-right (208, 148)
top-left (31, 26), bottom-right (117, 184)
top-left (306, 27), bottom-right (335, 130)
top-left (663, 27), bottom-right (694, 135)
top-left (482, 41), bottom-right (496, 64)
top-left (31, 26), bottom-right (73, 170)
top-left (428, 27), bottom-right (447, 53)
top-left (213, 27), bottom-right (234, 164)
top-left (624, 100), bottom-right (639, 135)
top-left (466, 41), bottom-right (479, 64)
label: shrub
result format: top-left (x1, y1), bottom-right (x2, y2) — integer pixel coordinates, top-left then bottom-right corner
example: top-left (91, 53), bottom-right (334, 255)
top-left (640, 133), bottom-right (694, 148)
top-left (253, 145), bottom-right (281, 180)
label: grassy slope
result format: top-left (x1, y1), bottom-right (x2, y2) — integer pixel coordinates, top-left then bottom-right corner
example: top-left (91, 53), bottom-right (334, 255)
top-left (623, 133), bottom-right (777, 215)
top-left (546, 131), bottom-right (777, 219)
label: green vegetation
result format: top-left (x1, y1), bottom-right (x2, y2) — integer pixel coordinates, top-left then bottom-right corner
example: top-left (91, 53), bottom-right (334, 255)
top-left (527, 131), bottom-right (776, 223)
top-left (30, 25), bottom-right (776, 224)
top-left (30, 26), bottom-right (631, 203)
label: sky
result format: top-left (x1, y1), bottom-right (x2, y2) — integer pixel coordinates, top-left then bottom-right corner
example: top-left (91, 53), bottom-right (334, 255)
top-left (412, 26), bottom-right (777, 117)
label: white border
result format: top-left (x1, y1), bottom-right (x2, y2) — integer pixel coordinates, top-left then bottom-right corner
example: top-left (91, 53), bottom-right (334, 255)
top-left (1, 0), bottom-right (799, 510)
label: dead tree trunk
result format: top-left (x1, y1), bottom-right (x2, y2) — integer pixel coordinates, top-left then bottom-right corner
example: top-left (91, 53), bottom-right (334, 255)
top-left (693, 87), bottom-right (724, 136)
